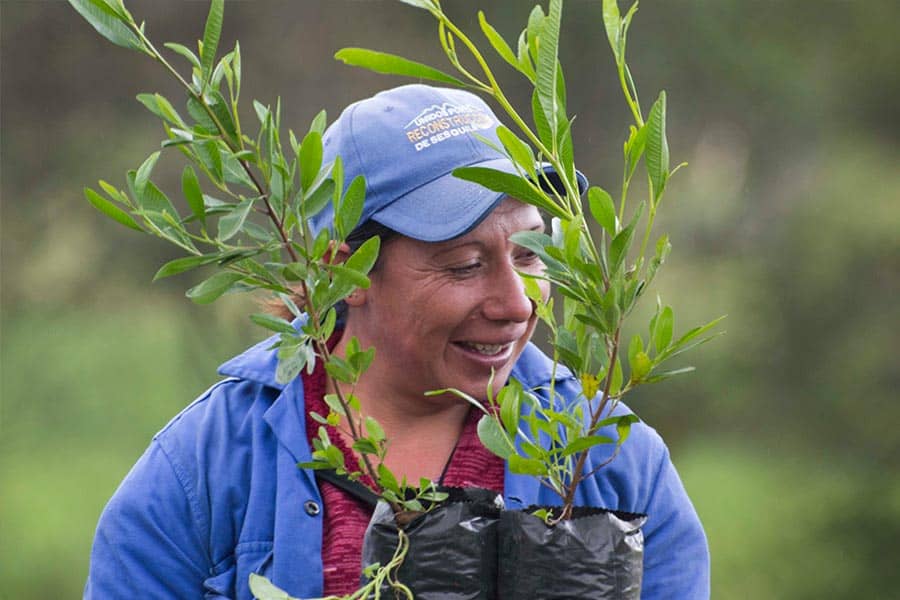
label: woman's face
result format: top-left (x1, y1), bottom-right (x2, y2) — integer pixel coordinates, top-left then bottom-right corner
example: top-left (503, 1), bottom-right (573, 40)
top-left (344, 198), bottom-right (550, 407)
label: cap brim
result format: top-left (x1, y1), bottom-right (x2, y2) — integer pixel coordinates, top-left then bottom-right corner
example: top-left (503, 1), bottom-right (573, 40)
top-left (371, 158), bottom-right (590, 242)
top-left (370, 156), bottom-right (516, 242)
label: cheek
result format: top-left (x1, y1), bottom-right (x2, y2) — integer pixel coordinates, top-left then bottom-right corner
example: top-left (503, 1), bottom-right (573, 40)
top-left (537, 279), bottom-right (552, 304)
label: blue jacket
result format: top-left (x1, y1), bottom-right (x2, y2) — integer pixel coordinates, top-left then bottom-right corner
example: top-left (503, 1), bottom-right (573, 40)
top-left (85, 336), bottom-right (709, 599)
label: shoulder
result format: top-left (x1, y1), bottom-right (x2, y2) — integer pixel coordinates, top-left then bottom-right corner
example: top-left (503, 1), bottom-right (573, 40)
top-left (153, 376), bottom-right (280, 465)
top-left (152, 375), bottom-right (284, 529)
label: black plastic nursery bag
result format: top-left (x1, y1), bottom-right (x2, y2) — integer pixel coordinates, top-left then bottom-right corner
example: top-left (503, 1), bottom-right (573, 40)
top-left (361, 487), bottom-right (503, 600)
top-left (497, 506), bottom-right (647, 600)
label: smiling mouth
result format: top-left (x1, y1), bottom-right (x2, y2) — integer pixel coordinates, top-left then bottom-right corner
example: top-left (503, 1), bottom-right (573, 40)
top-left (457, 341), bottom-right (510, 356)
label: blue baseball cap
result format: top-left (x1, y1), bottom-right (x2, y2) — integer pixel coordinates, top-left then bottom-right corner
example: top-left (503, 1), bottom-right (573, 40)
top-left (312, 84), bottom-right (586, 242)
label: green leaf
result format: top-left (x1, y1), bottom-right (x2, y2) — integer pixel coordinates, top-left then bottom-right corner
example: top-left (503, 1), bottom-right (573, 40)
top-left (328, 264), bottom-right (370, 290)
top-left (479, 11), bottom-right (520, 73)
top-left (84, 188), bottom-right (142, 231)
top-left (323, 393), bottom-right (346, 417)
top-left (646, 91), bottom-right (670, 202)
top-left (535, 0), bottom-right (562, 146)
top-left (377, 463), bottom-right (399, 494)
top-left (625, 123), bottom-right (648, 180)
top-left (602, 0), bottom-right (628, 64)
top-left (611, 413), bottom-right (639, 446)
top-left (588, 186), bottom-right (617, 236)
top-left (222, 152), bottom-right (255, 189)
top-left (217, 198), bottom-right (253, 242)
top-left (452, 167), bottom-right (569, 220)
top-left (136, 93), bottom-right (184, 126)
top-left (349, 346), bottom-right (375, 375)
top-left (299, 131), bottom-right (323, 193)
top-left (309, 110), bottom-right (327, 136)
top-left (653, 305), bottom-right (674, 353)
top-left (325, 357), bottom-right (355, 384)
top-left (508, 454), bottom-right (547, 476)
top-left (97, 180), bottom-right (126, 203)
top-left (181, 166), bottom-right (205, 225)
top-left (477, 415), bottom-right (513, 460)
top-left (128, 171), bottom-right (181, 234)
top-left (499, 380), bottom-right (523, 438)
top-left (152, 254), bottom-right (219, 280)
top-left (206, 90), bottom-right (238, 143)
top-left (249, 313), bottom-right (297, 335)
top-left (647, 234), bottom-right (671, 283)
top-left (334, 48), bottom-right (468, 88)
top-left (163, 42), bottom-right (201, 70)
top-left (303, 179), bottom-right (335, 220)
top-left (645, 366), bottom-right (696, 384)
top-left (200, 0), bottom-right (224, 86)
top-left (365, 417), bottom-right (386, 443)
top-left (609, 357), bottom-right (624, 396)
top-left (526, 5), bottom-right (545, 64)
top-left (186, 271), bottom-right (243, 304)
top-left (561, 435), bottom-right (614, 457)
top-left (631, 351), bottom-right (652, 382)
top-left (248, 573), bottom-right (296, 600)
top-left (496, 126), bottom-right (535, 174)
top-left (323, 444), bottom-right (345, 469)
top-left (336, 175), bottom-right (366, 239)
top-left (344, 236), bottom-right (381, 276)
top-left (515, 30), bottom-right (536, 81)
top-left (509, 230), bottom-right (565, 272)
top-left (276, 348), bottom-right (308, 385)
top-left (657, 316), bottom-right (726, 363)
top-left (134, 151), bottom-right (160, 197)
top-left (609, 202), bottom-right (643, 275)
top-left (531, 86), bottom-right (553, 151)
top-left (628, 333), bottom-right (644, 366)
top-left (69, 0), bottom-right (143, 52)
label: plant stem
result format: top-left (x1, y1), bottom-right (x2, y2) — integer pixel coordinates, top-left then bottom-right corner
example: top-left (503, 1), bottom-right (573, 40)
top-left (130, 21), bottom-right (298, 265)
top-left (561, 326), bottom-right (620, 515)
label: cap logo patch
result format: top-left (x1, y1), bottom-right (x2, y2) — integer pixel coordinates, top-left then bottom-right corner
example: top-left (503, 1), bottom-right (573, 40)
top-left (404, 102), bottom-right (495, 152)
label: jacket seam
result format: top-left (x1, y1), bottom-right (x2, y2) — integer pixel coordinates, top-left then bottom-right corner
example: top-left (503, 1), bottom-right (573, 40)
top-left (154, 438), bottom-right (214, 573)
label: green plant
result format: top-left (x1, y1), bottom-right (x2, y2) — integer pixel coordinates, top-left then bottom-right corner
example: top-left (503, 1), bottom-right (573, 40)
top-left (249, 532), bottom-right (414, 600)
top-left (68, 0), bottom-right (446, 518)
top-left (338, 0), bottom-right (722, 522)
top-left (70, 0), bottom-right (721, 596)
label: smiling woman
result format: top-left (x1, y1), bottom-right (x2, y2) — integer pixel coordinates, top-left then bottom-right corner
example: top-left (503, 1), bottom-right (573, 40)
top-left (85, 83), bottom-right (709, 599)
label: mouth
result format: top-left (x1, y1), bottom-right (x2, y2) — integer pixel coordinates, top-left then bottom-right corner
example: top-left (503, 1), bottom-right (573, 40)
top-left (455, 341), bottom-right (510, 356)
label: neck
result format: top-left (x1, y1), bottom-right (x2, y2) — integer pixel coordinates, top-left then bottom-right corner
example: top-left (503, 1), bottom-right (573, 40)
top-left (325, 376), bottom-right (470, 484)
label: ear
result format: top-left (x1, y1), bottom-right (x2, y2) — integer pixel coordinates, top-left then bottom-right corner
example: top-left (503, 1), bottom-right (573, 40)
top-left (329, 242), bottom-right (369, 307)
top-left (345, 286), bottom-right (368, 307)
top-left (327, 241), bottom-right (352, 265)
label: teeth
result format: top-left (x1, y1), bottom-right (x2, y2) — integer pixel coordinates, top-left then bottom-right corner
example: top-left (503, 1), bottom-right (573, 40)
top-left (465, 342), bottom-right (505, 355)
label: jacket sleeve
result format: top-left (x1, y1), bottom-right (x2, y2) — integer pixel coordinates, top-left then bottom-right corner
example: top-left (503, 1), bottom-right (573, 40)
top-left (84, 440), bottom-right (211, 599)
top-left (639, 443), bottom-right (710, 600)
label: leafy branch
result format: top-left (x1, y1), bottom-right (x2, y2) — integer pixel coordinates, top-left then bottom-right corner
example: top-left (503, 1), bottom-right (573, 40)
top-left (70, 0), bottom-right (450, 521)
top-left (337, 0), bottom-right (723, 521)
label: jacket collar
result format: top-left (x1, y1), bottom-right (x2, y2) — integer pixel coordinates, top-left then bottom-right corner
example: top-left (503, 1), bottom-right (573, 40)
top-left (217, 332), bottom-right (286, 388)
top-left (217, 320), bottom-right (313, 465)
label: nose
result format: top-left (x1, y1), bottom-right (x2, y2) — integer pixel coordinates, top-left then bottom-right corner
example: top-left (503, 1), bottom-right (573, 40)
top-left (482, 260), bottom-right (535, 323)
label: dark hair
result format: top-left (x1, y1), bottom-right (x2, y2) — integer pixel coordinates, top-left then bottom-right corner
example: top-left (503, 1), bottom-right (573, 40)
top-left (264, 220), bottom-right (398, 321)
top-left (334, 220), bottom-right (398, 321)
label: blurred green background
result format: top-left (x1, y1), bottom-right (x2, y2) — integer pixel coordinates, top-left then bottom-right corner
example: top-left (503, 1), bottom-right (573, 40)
top-left (1, 1), bottom-right (898, 598)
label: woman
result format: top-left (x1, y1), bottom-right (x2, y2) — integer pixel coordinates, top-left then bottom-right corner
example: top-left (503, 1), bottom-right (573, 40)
top-left (85, 85), bottom-right (709, 599)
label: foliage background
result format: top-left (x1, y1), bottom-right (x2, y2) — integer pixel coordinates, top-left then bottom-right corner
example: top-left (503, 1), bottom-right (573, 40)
top-left (1, 1), bottom-right (897, 597)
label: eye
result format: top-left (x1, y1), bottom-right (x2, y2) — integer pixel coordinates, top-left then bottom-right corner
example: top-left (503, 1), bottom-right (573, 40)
top-left (515, 249), bottom-right (542, 267)
top-left (447, 261), bottom-right (482, 276)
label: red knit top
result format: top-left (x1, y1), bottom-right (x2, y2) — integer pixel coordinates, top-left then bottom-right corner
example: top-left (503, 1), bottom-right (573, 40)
top-left (302, 357), bottom-right (505, 596)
